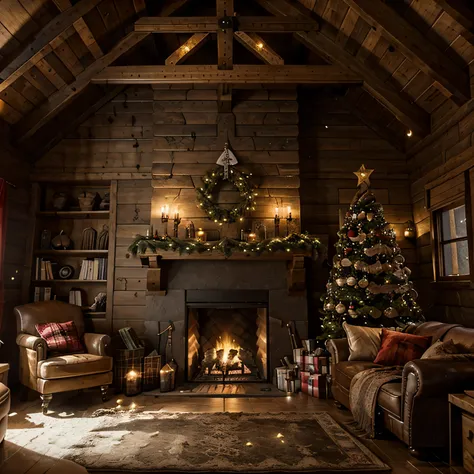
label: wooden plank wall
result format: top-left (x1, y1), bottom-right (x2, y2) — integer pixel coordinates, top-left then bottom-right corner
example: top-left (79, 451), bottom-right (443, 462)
top-left (409, 102), bottom-right (474, 325)
top-left (298, 88), bottom-right (415, 333)
top-left (0, 123), bottom-right (32, 381)
top-left (35, 84), bottom-right (301, 338)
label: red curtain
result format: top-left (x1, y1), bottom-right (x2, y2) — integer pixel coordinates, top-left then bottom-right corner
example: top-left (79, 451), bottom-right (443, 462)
top-left (0, 179), bottom-right (6, 335)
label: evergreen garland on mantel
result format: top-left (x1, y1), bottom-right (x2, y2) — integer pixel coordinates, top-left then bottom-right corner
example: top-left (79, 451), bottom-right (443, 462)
top-left (128, 233), bottom-right (322, 259)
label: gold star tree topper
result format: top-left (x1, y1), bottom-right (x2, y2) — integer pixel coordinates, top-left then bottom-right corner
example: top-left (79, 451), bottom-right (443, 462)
top-left (354, 164), bottom-right (374, 187)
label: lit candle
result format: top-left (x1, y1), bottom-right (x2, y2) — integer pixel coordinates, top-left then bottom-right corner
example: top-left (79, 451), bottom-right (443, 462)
top-left (124, 369), bottom-right (142, 396)
top-left (174, 208), bottom-right (179, 220)
top-left (275, 207), bottom-right (279, 218)
top-left (287, 206), bottom-right (292, 219)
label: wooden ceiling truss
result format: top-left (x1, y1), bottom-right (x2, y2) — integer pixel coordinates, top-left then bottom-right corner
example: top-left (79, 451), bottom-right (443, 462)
top-left (0, 0), bottom-right (472, 153)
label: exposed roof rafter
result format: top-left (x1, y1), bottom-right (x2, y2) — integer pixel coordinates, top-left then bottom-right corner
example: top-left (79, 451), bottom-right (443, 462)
top-left (342, 0), bottom-right (470, 105)
top-left (166, 33), bottom-right (211, 65)
top-left (15, 31), bottom-right (150, 143)
top-left (0, 0), bottom-right (103, 94)
top-left (255, 0), bottom-right (430, 136)
top-left (234, 32), bottom-right (284, 65)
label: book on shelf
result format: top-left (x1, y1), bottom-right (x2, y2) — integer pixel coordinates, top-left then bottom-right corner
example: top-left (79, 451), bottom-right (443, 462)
top-left (36, 258), bottom-right (54, 280)
top-left (68, 289), bottom-right (83, 307)
top-left (34, 286), bottom-right (53, 302)
top-left (118, 327), bottom-right (143, 350)
top-left (79, 258), bottom-right (107, 280)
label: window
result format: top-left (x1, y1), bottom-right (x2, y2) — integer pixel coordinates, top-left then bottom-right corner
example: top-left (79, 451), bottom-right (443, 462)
top-left (435, 202), bottom-right (470, 280)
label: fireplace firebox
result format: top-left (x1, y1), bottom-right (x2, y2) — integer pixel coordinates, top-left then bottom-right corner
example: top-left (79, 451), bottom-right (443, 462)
top-left (185, 290), bottom-right (269, 383)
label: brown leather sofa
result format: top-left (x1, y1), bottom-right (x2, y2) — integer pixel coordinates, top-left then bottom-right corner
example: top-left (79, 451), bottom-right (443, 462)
top-left (14, 301), bottom-right (113, 414)
top-left (0, 363), bottom-right (10, 444)
top-left (327, 321), bottom-right (474, 455)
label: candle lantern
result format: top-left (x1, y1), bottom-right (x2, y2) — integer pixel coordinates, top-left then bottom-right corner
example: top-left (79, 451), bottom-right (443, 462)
top-left (160, 363), bottom-right (176, 393)
top-left (124, 369), bottom-right (142, 396)
top-left (161, 205), bottom-right (169, 223)
top-left (404, 220), bottom-right (416, 240)
top-left (286, 206), bottom-right (293, 236)
top-left (173, 209), bottom-right (181, 238)
top-left (248, 232), bottom-right (257, 242)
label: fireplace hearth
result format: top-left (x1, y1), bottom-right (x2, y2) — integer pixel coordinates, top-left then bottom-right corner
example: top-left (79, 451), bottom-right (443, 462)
top-left (186, 290), bottom-right (268, 383)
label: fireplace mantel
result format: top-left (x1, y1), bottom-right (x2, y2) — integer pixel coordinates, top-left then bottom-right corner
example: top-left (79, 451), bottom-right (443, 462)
top-left (141, 251), bottom-right (312, 296)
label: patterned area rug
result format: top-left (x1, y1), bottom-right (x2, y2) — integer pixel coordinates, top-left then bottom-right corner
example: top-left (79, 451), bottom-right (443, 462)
top-left (7, 409), bottom-right (389, 472)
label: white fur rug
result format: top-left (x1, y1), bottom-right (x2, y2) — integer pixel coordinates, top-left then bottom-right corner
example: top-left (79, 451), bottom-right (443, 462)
top-left (6, 407), bottom-right (389, 472)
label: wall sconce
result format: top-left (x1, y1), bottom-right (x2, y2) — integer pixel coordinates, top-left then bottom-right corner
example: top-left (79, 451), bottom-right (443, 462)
top-left (274, 207), bottom-right (280, 237)
top-left (161, 205), bottom-right (169, 223)
top-left (173, 209), bottom-right (181, 238)
top-left (404, 220), bottom-right (416, 240)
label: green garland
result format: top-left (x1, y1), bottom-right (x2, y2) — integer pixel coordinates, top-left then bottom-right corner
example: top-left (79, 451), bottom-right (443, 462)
top-left (196, 166), bottom-right (257, 224)
top-left (128, 233), bottom-right (322, 259)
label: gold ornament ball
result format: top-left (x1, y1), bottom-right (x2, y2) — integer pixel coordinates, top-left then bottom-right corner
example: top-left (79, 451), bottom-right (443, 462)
top-left (325, 302), bottom-right (335, 311)
top-left (348, 309), bottom-right (358, 318)
top-left (336, 303), bottom-right (346, 314)
top-left (357, 211), bottom-right (366, 220)
top-left (384, 307), bottom-right (399, 318)
top-left (358, 278), bottom-right (369, 289)
top-left (336, 277), bottom-right (347, 287)
top-left (347, 276), bottom-right (357, 286)
top-left (367, 213), bottom-right (374, 221)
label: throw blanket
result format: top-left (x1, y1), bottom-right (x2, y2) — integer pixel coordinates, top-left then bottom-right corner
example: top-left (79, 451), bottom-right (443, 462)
top-left (349, 367), bottom-right (403, 438)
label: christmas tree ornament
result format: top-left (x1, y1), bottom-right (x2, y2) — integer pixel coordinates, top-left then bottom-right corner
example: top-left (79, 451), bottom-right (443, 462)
top-left (348, 306), bottom-right (358, 318)
top-left (370, 307), bottom-right (382, 319)
top-left (358, 277), bottom-right (369, 288)
top-left (344, 248), bottom-right (352, 256)
top-left (357, 211), bottom-right (366, 220)
top-left (336, 303), bottom-right (346, 314)
top-left (336, 277), bottom-right (347, 287)
top-left (367, 212), bottom-right (374, 221)
top-left (325, 302), bottom-right (335, 311)
top-left (341, 258), bottom-right (352, 267)
top-left (394, 255), bottom-right (406, 265)
top-left (347, 276), bottom-right (357, 286)
top-left (354, 165), bottom-right (374, 187)
top-left (384, 307), bottom-right (399, 318)
top-left (347, 229), bottom-right (357, 240)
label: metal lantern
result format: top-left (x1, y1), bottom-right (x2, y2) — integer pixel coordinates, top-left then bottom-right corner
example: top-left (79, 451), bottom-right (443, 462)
top-left (124, 369), bottom-right (142, 396)
top-left (160, 363), bottom-right (175, 393)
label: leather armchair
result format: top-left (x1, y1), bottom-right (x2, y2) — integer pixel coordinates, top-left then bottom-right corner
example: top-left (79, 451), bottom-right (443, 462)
top-left (14, 301), bottom-right (113, 414)
top-left (0, 364), bottom-right (10, 444)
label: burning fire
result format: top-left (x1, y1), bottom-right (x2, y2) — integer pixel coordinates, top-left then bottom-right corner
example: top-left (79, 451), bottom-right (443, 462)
top-left (217, 334), bottom-right (240, 365)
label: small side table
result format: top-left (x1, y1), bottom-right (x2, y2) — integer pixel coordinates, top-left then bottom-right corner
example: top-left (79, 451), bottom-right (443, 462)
top-left (449, 394), bottom-right (474, 474)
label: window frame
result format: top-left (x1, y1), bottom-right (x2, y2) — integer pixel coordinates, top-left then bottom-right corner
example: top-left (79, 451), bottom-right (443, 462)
top-left (432, 199), bottom-right (470, 282)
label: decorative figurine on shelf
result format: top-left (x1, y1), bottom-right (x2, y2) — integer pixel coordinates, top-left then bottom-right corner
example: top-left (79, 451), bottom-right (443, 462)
top-left (52, 192), bottom-right (68, 211)
top-left (51, 230), bottom-right (72, 250)
top-left (90, 293), bottom-right (106, 312)
top-left (255, 222), bottom-right (267, 241)
top-left (78, 191), bottom-right (99, 211)
top-left (186, 221), bottom-right (195, 239)
top-left (97, 225), bottom-right (109, 250)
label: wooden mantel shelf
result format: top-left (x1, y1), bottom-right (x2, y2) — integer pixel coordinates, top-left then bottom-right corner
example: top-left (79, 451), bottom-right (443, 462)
top-left (140, 251), bottom-right (313, 295)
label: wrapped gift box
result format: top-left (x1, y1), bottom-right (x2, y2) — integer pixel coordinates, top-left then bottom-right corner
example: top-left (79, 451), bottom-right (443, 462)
top-left (275, 367), bottom-right (301, 392)
top-left (303, 356), bottom-right (329, 374)
top-left (300, 370), bottom-right (311, 394)
top-left (309, 374), bottom-right (327, 398)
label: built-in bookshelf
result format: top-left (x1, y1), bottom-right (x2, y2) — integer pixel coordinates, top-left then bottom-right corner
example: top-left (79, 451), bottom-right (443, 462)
top-left (30, 182), bottom-right (117, 332)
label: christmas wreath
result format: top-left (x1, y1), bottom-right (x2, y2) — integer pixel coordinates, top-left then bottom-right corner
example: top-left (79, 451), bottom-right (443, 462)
top-left (196, 166), bottom-right (257, 224)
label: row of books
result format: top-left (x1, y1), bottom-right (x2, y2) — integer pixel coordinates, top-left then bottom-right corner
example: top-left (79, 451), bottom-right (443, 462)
top-left (79, 258), bottom-right (108, 280)
top-left (119, 327), bottom-right (143, 350)
top-left (34, 287), bottom-right (54, 302)
top-left (69, 289), bottom-right (83, 307)
top-left (35, 258), bottom-right (55, 280)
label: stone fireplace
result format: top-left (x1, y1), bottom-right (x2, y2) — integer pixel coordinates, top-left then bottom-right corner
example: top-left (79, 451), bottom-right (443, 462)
top-left (186, 290), bottom-right (268, 383)
top-left (146, 259), bottom-right (308, 384)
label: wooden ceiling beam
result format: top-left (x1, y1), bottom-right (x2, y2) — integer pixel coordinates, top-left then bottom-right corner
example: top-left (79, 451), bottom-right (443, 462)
top-left (91, 65), bottom-right (362, 84)
top-left (234, 32), bottom-right (284, 65)
top-left (432, 0), bottom-right (474, 34)
top-left (217, 0), bottom-right (234, 70)
top-left (14, 32), bottom-right (150, 143)
top-left (256, 0), bottom-right (430, 136)
top-left (134, 16), bottom-right (319, 33)
top-left (0, 0), bottom-right (103, 94)
top-left (165, 33), bottom-right (211, 65)
top-left (53, 0), bottom-right (103, 60)
top-left (342, 0), bottom-right (470, 105)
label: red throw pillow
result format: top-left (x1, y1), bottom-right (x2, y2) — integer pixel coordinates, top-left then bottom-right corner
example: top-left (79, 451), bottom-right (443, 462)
top-left (35, 321), bottom-right (85, 354)
top-left (374, 329), bottom-right (431, 366)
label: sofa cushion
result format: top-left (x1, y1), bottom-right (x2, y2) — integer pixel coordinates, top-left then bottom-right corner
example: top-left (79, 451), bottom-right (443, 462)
top-left (443, 327), bottom-right (474, 352)
top-left (0, 383), bottom-right (10, 419)
top-left (374, 329), bottom-right (431, 366)
top-left (36, 320), bottom-right (85, 355)
top-left (378, 382), bottom-right (402, 419)
top-left (335, 361), bottom-right (381, 390)
top-left (343, 322), bottom-right (382, 361)
top-left (37, 354), bottom-right (112, 380)
top-left (422, 339), bottom-right (459, 359)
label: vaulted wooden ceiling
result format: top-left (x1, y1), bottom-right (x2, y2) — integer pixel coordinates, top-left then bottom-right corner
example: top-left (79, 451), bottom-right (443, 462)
top-left (0, 0), bottom-right (473, 158)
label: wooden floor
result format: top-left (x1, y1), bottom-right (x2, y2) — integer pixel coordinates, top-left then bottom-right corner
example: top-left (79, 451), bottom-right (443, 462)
top-left (0, 388), bottom-right (451, 474)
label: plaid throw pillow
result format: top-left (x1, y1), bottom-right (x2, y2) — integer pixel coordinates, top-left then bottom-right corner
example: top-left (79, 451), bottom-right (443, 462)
top-left (35, 321), bottom-right (85, 354)
top-left (374, 329), bottom-right (431, 366)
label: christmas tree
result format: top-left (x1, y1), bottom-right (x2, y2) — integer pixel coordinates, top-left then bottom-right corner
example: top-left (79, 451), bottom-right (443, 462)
top-left (320, 165), bottom-right (424, 339)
